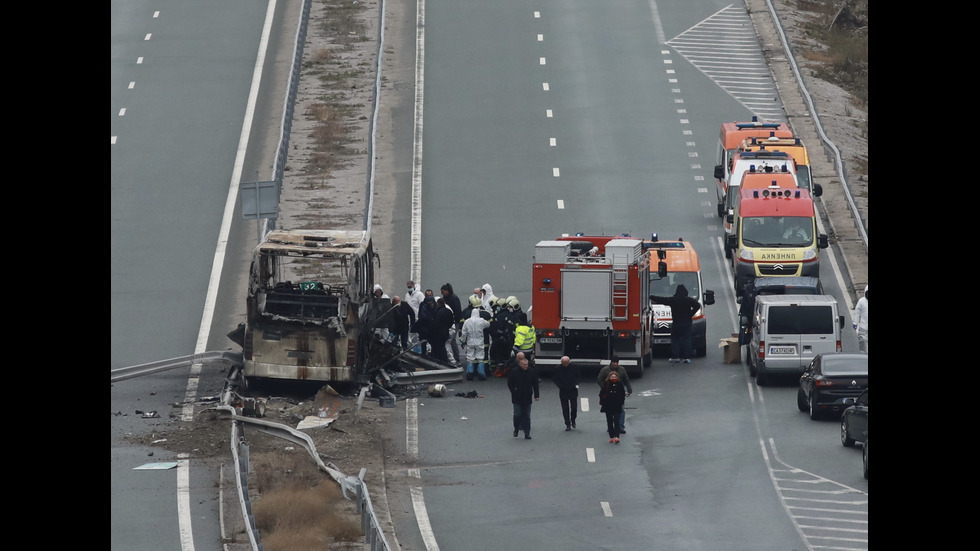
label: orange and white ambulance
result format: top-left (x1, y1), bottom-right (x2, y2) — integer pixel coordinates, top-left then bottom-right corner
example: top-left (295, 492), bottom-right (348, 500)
top-left (739, 135), bottom-right (818, 195)
top-left (714, 117), bottom-right (793, 217)
top-left (726, 185), bottom-right (828, 297)
top-left (720, 151), bottom-right (797, 240)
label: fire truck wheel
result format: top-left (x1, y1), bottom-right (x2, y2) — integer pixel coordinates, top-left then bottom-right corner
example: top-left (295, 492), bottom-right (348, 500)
top-left (642, 351), bottom-right (652, 368)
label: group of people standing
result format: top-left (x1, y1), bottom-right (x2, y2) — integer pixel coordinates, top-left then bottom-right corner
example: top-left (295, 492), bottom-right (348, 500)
top-left (374, 281), bottom-right (535, 382)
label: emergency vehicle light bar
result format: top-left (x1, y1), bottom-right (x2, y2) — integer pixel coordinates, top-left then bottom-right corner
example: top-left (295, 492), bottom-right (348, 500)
top-left (749, 137), bottom-right (802, 145)
top-left (735, 122), bottom-right (782, 130)
top-left (747, 164), bottom-right (790, 173)
top-left (754, 188), bottom-right (801, 198)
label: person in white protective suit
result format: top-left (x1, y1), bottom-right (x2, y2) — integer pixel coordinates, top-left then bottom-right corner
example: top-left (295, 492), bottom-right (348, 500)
top-left (461, 307), bottom-right (491, 380)
top-left (852, 285), bottom-right (868, 353)
top-left (481, 283), bottom-right (498, 311)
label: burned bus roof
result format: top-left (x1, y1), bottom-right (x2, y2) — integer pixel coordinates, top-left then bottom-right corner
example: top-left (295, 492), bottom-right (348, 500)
top-left (256, 229), bottom-right (371, 257)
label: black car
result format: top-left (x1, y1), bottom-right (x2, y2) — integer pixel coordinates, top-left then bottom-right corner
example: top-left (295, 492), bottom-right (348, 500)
top-left (840, 388), bottom-right (868, 447)
top-left (797, 353), bottom-right (868, 420)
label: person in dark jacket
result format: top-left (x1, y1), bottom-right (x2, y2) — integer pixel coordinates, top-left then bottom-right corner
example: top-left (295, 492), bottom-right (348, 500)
top-left (600, 372), bottom-right (627, 444)
top-left (430, 297), bottom-right (455, 364)
top-left (596, 356), bottom-right (632, 434)
top-left (650, 284), bottom-right (701, 363)
top-left (413, 295), bottom-right (437, 356)
top-left (553, 356), bottom-right (580, 431)
top-left (441, 283), bottom-right (463, 366)
top-left (507, 354), bottom-right (540, 439)
top-left (490, 297), bottom-right (515, 376)
top-left (390, 296), bottom-right (416, 349)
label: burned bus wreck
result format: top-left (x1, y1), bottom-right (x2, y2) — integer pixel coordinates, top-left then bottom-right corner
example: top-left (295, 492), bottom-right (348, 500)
top-left (228, 229), bottom-right (461, 389)
top-left (228, 229), bottom-right (377, 386)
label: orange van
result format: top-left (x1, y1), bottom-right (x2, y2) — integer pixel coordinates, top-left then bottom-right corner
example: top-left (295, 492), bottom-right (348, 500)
top-left (714, 118), bottom-right (793, 218)
top-left (739, 136), bottom-right (817, 194)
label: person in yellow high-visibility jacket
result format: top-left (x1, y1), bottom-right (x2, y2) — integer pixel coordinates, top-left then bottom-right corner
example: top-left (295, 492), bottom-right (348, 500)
top-left (511, 313), bottom-right (536, 367)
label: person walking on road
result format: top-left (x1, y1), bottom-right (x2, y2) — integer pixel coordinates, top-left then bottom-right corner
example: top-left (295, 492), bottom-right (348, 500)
top-left (599, 372), bottom-right (627, 444)
top-left (507, 355), bottom-right (539, 439)
top-left (853, 285), bottom-right (868, 353)
top-left (650, 284), bottom-right (701, 363)
top-left (553, 356), bottom-right (580, 430)
top-left (461, 307), bottom-right (491, 380)
top-left (597, 356), bottom-right (632, 434)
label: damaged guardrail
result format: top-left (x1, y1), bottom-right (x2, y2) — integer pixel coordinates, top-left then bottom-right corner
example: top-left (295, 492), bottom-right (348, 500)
top-left (218, 403), bottom-right (393, 551)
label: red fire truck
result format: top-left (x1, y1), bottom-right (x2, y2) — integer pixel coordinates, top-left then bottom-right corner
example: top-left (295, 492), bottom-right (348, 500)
top-left (531, 236), bottom-right (664, 377)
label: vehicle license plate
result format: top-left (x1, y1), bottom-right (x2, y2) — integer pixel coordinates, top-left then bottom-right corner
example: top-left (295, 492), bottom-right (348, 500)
top-left (654, 338), bottom-right (671, 344)
top-left (769, 346), bottom-right (795, 355)
top-left (539, 337), bottom-right (562, 344)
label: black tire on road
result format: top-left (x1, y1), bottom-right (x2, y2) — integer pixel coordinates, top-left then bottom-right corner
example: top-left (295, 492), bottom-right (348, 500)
top-left (808, 394), bottom-right (820, 420)
top-left (841, 418), bottom-right (856, 447)
top-left (797, 388), bottom-right (808, 412)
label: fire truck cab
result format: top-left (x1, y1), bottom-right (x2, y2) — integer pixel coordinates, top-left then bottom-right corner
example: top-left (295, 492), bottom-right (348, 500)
top-left (727, 186), bottom-right (829, 297)
top-left (532, 236), bottom-right (656, 377)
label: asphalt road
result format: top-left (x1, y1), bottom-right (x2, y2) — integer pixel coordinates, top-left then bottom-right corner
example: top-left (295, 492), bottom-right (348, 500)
top-left (111, 0), bottom-right (868, 549)
top-left (110, 0), bottom-right (297, 548)
top-left (380, 0), bottom-right (868, 549)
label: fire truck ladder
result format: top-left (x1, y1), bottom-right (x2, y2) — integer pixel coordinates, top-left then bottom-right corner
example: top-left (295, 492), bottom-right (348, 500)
top-left (611, 265), bottom-right (629, 320)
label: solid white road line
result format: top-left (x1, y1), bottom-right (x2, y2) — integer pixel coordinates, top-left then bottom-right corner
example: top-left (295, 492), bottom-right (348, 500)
top-left (177, 455), bottom-right (194, 549)
top-left (179, 0), bottom-right (279, 549)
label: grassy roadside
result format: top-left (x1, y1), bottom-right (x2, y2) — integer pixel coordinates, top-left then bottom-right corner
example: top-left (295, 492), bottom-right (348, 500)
top-left (795, 0), bottom-right (867, 174)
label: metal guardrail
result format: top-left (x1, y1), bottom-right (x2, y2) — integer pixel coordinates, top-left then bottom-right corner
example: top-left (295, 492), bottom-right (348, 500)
top-left (762, 0), bottom-right (868, 249)
top-left (110, 351), bottom-right (243, 383)
top-left (219, 396), bottom-right (393, 551)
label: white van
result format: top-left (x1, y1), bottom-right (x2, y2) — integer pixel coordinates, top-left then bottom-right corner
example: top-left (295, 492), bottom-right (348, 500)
top-left (747, 295), bottom-right (844, 386)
